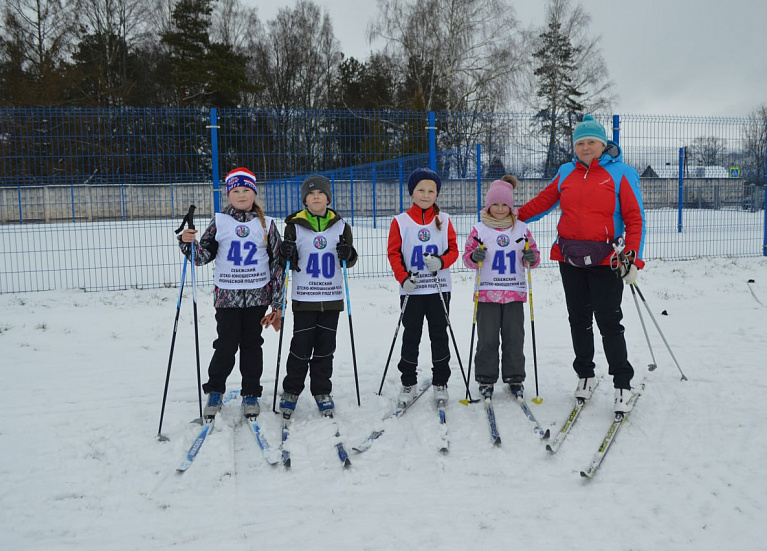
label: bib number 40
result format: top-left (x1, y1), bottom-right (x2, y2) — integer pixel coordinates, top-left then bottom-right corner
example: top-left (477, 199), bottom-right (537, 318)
top-left (306, 252), bottom-right (336, 279)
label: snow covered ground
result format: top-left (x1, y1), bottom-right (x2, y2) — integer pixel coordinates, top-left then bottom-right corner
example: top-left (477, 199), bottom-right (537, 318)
top-left (2, 256), bottom-right (766, 550)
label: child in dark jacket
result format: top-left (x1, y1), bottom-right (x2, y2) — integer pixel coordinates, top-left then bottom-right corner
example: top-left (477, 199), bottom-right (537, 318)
top-left (179, 167), bottom-right (283, 419)
top-left (277, 175), bottom-right (357, 419)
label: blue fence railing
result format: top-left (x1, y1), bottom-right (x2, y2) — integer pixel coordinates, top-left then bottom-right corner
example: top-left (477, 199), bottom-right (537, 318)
top-left (1, 108), bottom-right (765, 293)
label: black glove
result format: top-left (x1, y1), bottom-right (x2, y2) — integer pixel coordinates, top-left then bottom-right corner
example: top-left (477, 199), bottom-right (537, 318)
top-left (336, 241), bottom-right (353, 262)
top-left (279, 239), bottom-right (299, 270)
top-left (470, 247), bottom-right (486, 263)
top-left (523, 248), bottom-right (536, 264)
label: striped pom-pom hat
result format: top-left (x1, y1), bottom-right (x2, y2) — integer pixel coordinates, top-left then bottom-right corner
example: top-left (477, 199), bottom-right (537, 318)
top-left (225, 167), bottom-right (258, 195)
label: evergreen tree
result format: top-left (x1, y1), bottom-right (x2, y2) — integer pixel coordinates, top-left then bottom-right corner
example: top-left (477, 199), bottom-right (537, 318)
top-left (532, 19), bottom-right (584, 177)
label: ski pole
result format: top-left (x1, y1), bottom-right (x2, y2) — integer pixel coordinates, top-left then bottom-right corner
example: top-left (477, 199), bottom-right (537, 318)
top-left (629, 283), bottom-right (658, 370)
top-left (524, 238), bottom-right (543, 404)
top-left (631, 282), bottom-right (688, 381)
top-left (188, 207), bottom-right (203, 423)
top-left (341, 256), bottom-right (361, 406)
top-left (377, 291), bottom-right (410, 395)
top-left (462, 239), bottom-right (484, 403)
top-left (157, 254), bottom-right (188, 441)
top-left (272, 260), bottom-right (291, 413)
top-left (431, 268), bottom-right (478, 404)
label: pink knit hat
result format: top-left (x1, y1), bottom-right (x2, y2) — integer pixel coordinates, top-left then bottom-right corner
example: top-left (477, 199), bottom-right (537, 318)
top-left (484, 179), bottom-right (515, 210)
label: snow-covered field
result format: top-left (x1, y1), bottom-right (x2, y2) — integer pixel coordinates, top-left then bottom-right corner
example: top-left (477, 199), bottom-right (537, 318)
top-left (2, 256), bottom-right (766, 550)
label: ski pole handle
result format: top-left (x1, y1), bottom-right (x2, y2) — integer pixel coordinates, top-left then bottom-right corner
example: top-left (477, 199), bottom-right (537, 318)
top-left (175, 204), bottom-right (196, 234)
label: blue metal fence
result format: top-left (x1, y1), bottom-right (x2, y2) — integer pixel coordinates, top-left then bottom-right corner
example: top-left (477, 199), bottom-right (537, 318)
top-left (1, 108), bottom-right (765, 293)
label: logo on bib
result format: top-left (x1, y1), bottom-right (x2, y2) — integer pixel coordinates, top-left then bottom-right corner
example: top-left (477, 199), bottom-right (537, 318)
top-left (313, 236), bottom-right (328, 249)
top-left (417, 228), bottom-right (431, 242)
top-left (235, 225), bottom-right (250, 238)
top-left (496, 234), bottom-right (510, 247)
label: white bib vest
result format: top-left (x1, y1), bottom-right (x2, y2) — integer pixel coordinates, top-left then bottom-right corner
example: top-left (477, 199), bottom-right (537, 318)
top-left (291, 223), bottom-right (345, 302)
top-left (214, 213), bottom-right (271, 289)
top-left (474, 221), bottom-right (528, 294)
top-left (396, 212), bottom-right (452, 295)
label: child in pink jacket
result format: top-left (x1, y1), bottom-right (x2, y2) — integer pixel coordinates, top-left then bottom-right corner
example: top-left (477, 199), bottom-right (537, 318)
top-left (463, 176), bottom-right (540, 399)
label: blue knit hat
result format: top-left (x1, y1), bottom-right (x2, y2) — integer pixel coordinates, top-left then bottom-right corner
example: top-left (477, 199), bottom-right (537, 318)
top-left (407, 168), bottom-right (442, 195)
top-left (225, 167), bottom-right (258, 196)
top-left (573, 115), bottom-right (607, 146)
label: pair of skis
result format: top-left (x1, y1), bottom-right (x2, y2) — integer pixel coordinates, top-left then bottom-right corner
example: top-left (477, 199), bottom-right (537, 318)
top-left (480, 386), bottom-right (550, 447)
top-left (176, 392), bottom-right (279, 472)
top-left (547, 381), bottom-right (644, 478)
top-left (279, 413), bottom-right (351, 470)
top-left (353, 381), bottom-right (448, 454)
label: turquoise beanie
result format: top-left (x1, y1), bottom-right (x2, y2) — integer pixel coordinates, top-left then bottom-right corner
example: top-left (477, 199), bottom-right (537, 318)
top-left (573, 115), bottom-right (607, 145)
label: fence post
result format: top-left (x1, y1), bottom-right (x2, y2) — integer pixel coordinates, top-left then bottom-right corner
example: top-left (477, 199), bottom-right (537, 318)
top-left (209, 108), bottom-right (221, 213)
top-left (428, 111), bottom-right (437, 172)
top-left (17, 185), bottom-right (23, 224)
top-left (70, 183), bottom-right (76, 222)
top-left (399, 159), bottom-right (404, 213)
top-left (763, 120), bottom-right (767, 256)
top-left (372, 165), bottom-right (377, 229)
top-left (612, 115), bottom-right (620, 145)
top-left (476, 144), bottom-right (482, 221)
top-left (350, 166), bottom-right (355, 226)
top-left (678, 147), bottom-right (684, 233)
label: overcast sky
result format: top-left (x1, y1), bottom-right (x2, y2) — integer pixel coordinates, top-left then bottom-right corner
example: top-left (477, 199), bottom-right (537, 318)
top-left (252, 0), bottom-right (767, 117)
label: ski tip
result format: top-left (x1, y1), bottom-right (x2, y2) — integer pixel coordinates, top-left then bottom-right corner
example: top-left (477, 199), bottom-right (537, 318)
top-left (283, 459), bottom-right (291, 469)
top-left (493, 438), bottom-right (502, 447)
top-left (343, 459), bottom-right (352, 469)
top-left (541, 429), bottom-right (551, 440)
top-left (545, 444), bottom-right (556, 453)
top-left (579, 470), bottom-right (593, 479)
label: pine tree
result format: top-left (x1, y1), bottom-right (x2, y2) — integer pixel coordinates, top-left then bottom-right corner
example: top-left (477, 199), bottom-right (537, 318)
top-left (532, 20), bottom-right (584, 177)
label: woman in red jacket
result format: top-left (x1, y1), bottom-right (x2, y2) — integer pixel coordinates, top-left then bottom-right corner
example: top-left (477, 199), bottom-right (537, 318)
top-left (387, 168), bottom-right (459, 406)
top-left (517, 115), bottom-right (646, 414)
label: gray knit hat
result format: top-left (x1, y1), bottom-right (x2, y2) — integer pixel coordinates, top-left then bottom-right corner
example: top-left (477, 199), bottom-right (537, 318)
top-left (301, 174), bottom-right (332, 204)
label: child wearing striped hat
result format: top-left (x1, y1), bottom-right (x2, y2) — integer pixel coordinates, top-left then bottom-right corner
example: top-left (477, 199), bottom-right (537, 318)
top-left (178, 167), bottom-right (284, 419)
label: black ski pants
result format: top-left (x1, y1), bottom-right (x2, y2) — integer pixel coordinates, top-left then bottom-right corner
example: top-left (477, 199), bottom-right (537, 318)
top-left (559, 262), bottom-right (634, 389)
top-left (203, 306), bottom-right (268, 397)
top-left (397, 292), bottom-right (452, 387)
top-left (282, 310), bottom-right (340, 397)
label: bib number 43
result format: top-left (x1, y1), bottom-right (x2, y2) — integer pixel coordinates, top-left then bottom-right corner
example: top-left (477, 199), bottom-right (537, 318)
top-left (410, 244), bottom-right (439, 271)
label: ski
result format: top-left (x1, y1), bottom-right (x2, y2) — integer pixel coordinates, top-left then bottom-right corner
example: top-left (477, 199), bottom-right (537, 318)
top-left (437, 399), bottom-right (449, 453)
top-left (513, 395), bottom-right (550, 439)
top-left (279, 419), bottom-right (291, 469)
top-left (176, 421), bottom-right (214, 472)
top-left (352, 380), bottom-right (433, 453)
top-left (246, 417), bottom-right (280, 465)
top-left (326, 414), bottom-right (352, 468)
top-left (176, 390), bottom-right (237, 472)
top-left (483, 397), bottom-right (502, 446)
top-left (546, 380), bottom-right (600, 454)
top-left (580, 386), bottom-right (643, 478)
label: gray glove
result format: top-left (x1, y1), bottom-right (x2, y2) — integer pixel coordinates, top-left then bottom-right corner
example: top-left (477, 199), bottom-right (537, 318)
top-left (470, 247), bottom-right (486, 263)
top-left (423, 253), bottom-right (443, 273)
top-left (523, 248), bottom-right (536, 264)
top-left (402, 274), bottom-right (418, 294)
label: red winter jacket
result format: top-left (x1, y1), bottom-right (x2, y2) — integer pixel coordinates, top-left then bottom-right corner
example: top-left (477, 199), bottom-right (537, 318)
top-left (517, 143), bottom-right (646, 269)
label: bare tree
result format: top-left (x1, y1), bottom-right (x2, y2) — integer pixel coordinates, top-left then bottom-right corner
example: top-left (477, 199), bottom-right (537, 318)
top-left (742, 104), bottom-right (767, 184)
top-left (250, 0), bottom-right (341, 110)
top-left (210, 0), bottom-right (260, 54)
top-left (1, 0), bottom-right (79, 104)
top-left (368, 0), bottom-right (525, 113)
